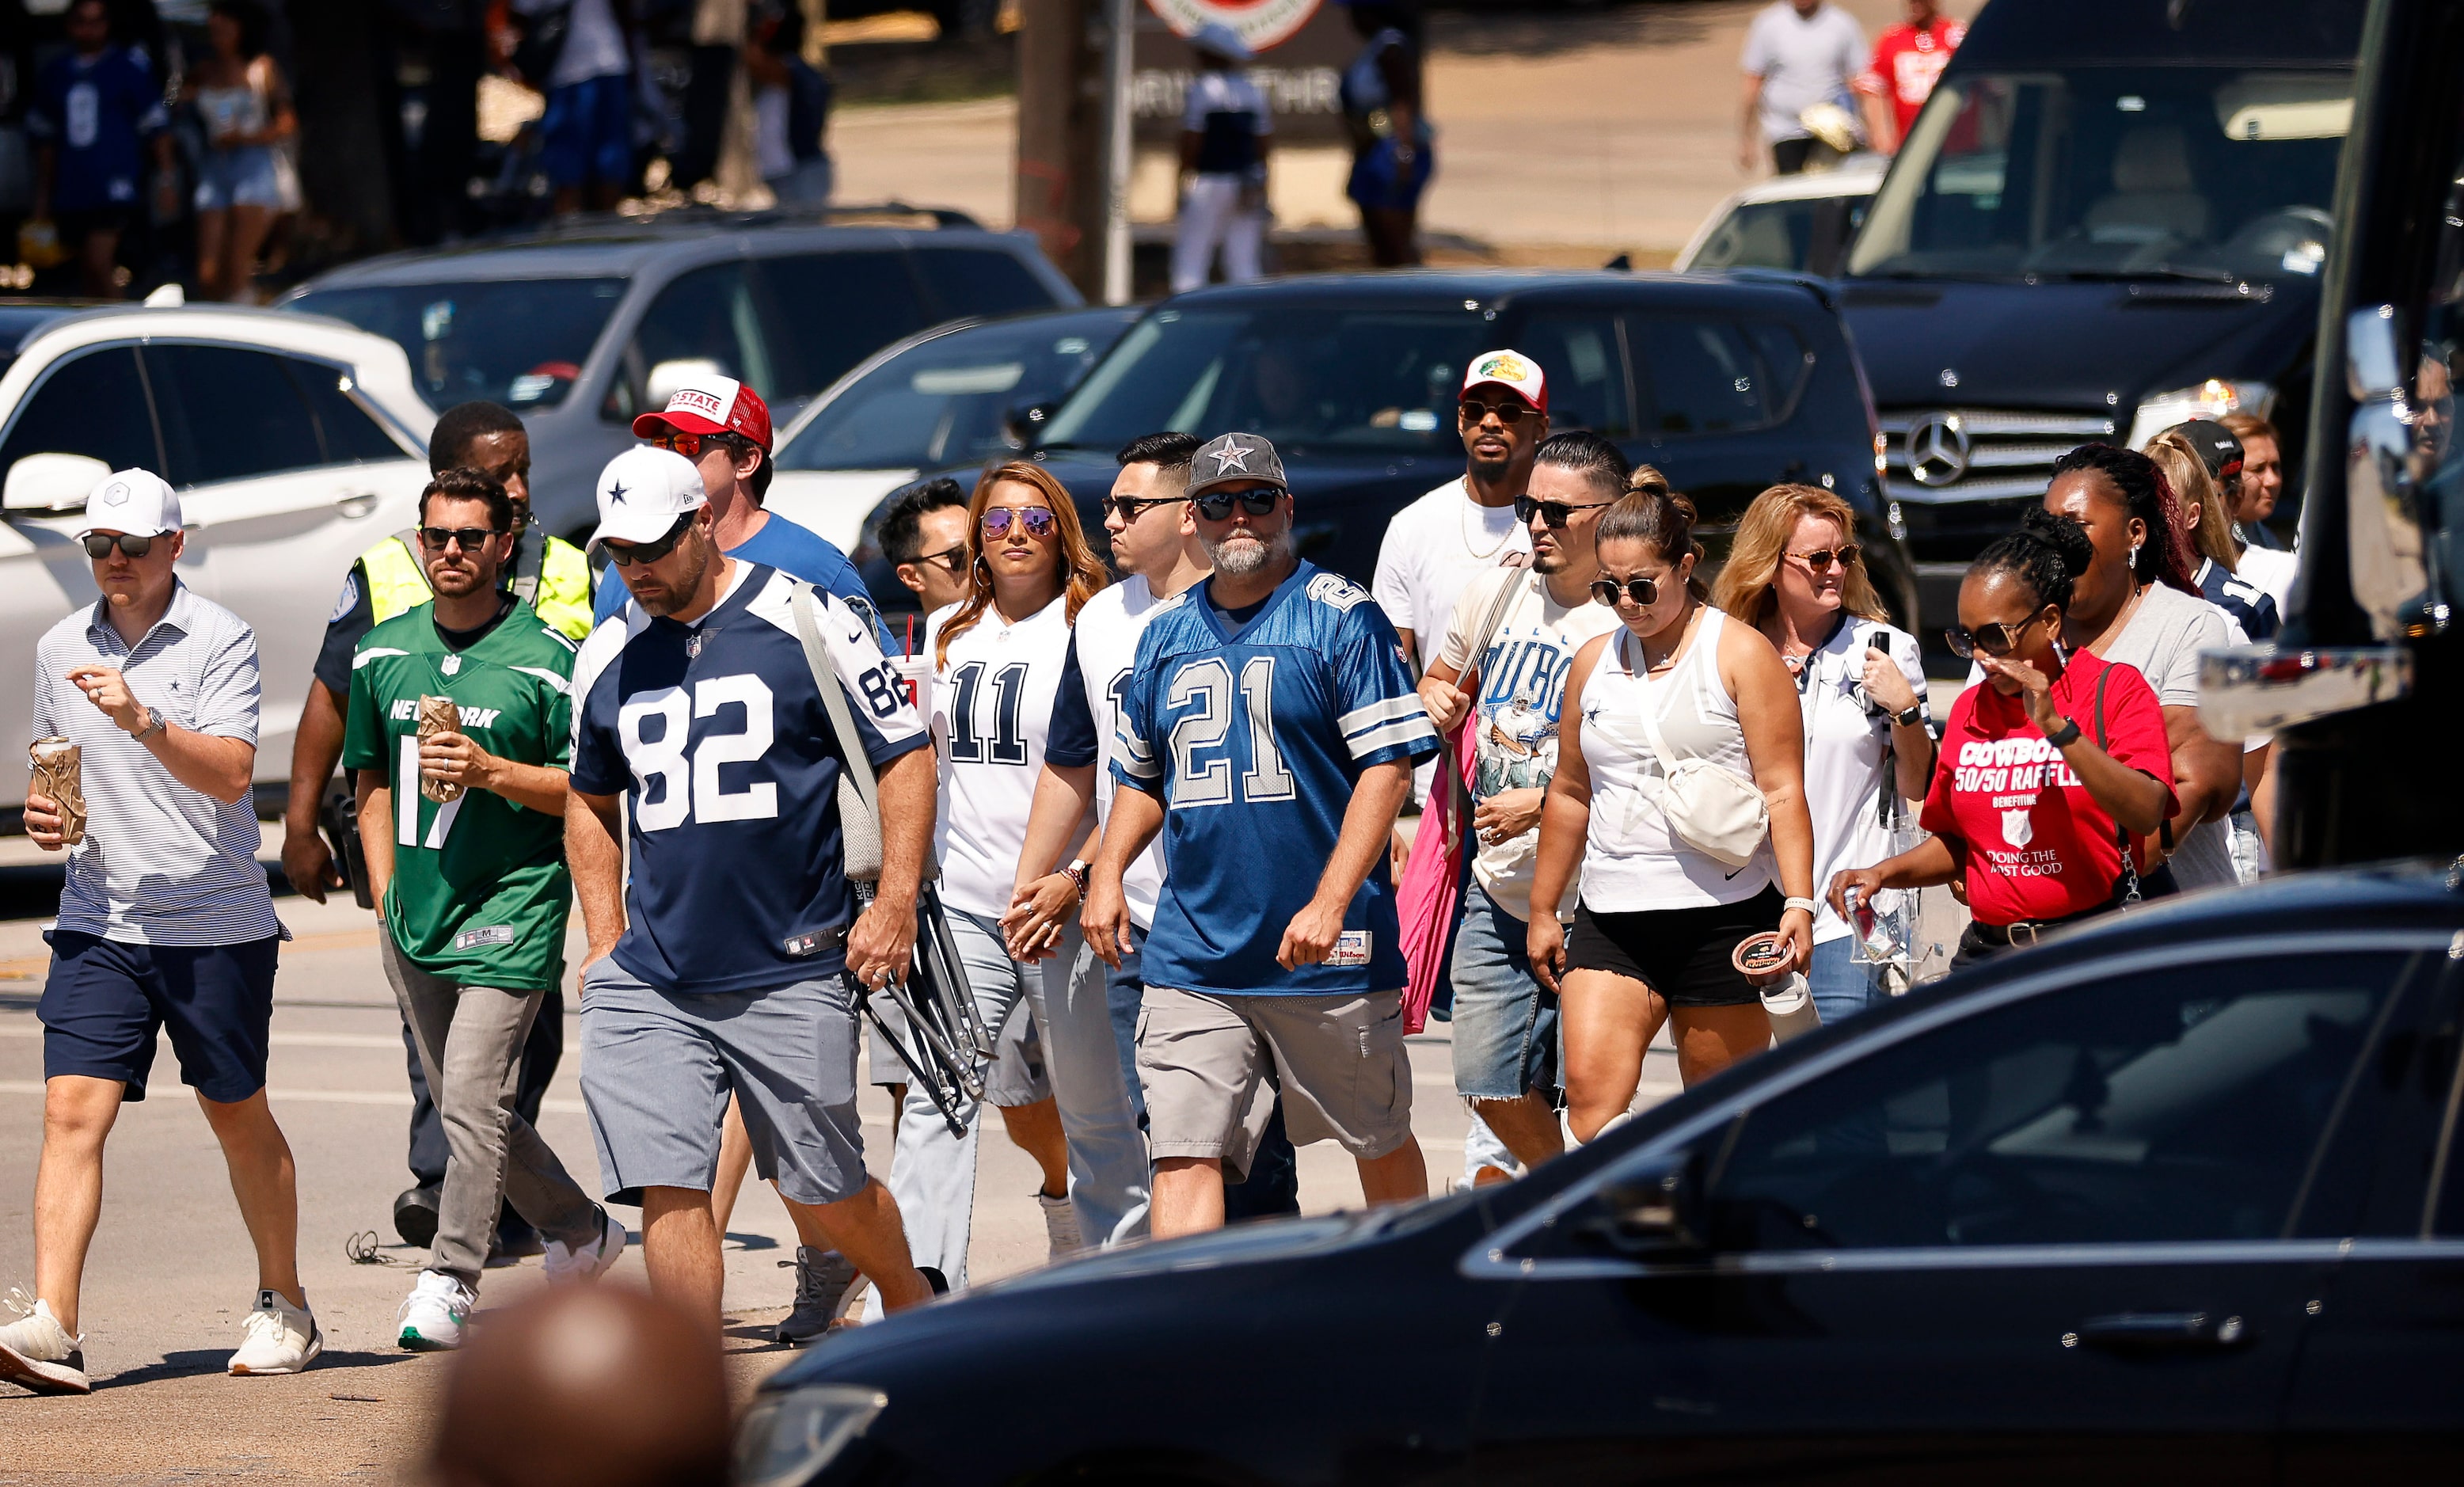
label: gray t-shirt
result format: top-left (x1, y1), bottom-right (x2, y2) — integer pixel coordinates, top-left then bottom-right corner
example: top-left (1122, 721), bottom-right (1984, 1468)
top-left (2099, 581), bottom-right (2243, 892)
top-left (1740, 1), bottom-right (1866, 144)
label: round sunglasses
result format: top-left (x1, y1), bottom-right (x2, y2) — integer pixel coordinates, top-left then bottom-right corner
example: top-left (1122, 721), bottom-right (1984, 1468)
top-left (1590, 575), bottom-right (1662, 608)
top-left (980, 506), bottom-right (1057, 540)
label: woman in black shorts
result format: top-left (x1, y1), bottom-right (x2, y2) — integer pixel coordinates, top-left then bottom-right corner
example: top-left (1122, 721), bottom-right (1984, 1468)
top-left (1527, 477), bottom-right (1817, 1140)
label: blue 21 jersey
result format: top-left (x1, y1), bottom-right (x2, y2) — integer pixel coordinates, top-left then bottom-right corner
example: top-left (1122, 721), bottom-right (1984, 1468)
top-left (1113, 561), bottom-right (1439, 996)
top-left (571, 563), bottom-right (930, 995)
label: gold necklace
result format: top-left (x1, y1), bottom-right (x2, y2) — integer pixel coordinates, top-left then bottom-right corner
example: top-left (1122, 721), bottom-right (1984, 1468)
top-left (1460, 480), bottom-right (1515, 560)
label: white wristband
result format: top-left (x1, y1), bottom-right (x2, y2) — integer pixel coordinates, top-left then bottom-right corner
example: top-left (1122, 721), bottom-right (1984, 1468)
top-left (1782, 896), bottom-right (1818, 917)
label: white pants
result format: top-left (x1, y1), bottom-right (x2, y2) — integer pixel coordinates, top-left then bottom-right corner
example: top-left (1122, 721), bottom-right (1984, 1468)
top-left (1173, 173), bottom-right (1265, 293)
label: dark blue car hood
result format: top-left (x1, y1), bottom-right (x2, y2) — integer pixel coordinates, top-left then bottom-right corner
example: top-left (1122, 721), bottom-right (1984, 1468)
top-left (1842, 276), bottom-right (2320, 412)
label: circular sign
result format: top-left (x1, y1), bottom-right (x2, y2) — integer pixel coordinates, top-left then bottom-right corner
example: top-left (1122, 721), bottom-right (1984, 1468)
top-left (1144, 0), bottom-right (1325, 52)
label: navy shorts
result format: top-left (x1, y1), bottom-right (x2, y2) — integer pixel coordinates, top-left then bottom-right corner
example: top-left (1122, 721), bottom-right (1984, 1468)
top-left (40, 931), bottom-right (279, 1103)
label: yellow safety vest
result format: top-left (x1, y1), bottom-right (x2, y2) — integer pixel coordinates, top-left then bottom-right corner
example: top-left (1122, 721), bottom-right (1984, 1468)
top-left (358, 529), bottom-right (595, 641)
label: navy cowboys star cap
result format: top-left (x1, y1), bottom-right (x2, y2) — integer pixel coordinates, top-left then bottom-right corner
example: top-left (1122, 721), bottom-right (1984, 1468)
top-left (1186, 432), bottom-right (1288, 500)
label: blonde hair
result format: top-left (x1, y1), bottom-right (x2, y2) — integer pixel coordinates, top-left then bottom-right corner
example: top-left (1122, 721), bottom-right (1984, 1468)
top-left (2143, 429), bottom-right (2237, 573)
top-left (1713, 482), bottom-right (1888, 629)
top-left (935, 462), bottom-right (1110, 667)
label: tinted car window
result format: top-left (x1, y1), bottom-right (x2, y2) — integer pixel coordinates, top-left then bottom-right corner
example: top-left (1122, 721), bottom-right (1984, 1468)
top-left (294, 360), bottom-right (410, 464)
top-left (0, 345), bottom-right (158, 476)
top-left (1630, 317), bottom-right (1797, 435)
top-left (148, 345), bottom-right (326, 488)
top-left (623, 262), bottom-right (769, 416)
top-left (1510, 311), bottom-right (1633, 435)
top-left (911, 247), bottom-right (1059, 321)
top-left (291, 278), bottom-right (624, 412)
top-left (1706, 953), bottom-right (2402, 1249)
top-left (757, 252), bottom-right (934, 403)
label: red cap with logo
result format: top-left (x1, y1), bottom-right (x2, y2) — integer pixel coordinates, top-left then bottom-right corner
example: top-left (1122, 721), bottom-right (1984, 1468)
top-left (1462, 348), bottom-right (1548, 415)
top-left (632, 371), bottom-right (774, 452)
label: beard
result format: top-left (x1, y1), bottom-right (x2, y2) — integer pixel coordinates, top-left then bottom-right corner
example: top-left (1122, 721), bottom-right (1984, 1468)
top-left (1203, 526), bottom-right (1291, 577)
top-left (630, 532), bottom-right (713, 616)
top-left (428, 562), bottom-right (495, 599)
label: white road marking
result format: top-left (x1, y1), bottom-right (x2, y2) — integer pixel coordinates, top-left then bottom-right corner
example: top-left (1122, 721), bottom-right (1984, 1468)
top-left (0, 1078), bottom-right (587, 1114)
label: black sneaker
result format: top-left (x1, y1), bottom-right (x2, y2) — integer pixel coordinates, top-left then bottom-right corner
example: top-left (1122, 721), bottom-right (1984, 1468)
top-left (393, 1184), bottom-right (442, 1249)
top-left (774, 1248), bottom-right (869, 1345)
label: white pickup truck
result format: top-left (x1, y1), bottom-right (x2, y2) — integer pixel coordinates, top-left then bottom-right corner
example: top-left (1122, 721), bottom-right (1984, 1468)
top-left (0, 302), bottom-right (435, 813)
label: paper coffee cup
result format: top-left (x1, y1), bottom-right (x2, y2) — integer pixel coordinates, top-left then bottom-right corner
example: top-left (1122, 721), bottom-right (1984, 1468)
top-left (29, 737), bottom-right (85, 846)
top-left (417, 695), bottom-right (463, 804)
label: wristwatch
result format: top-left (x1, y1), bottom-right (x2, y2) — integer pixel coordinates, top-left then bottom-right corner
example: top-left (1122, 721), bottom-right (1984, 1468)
top-left (2043, 716), bottom-right (2082, 747)
top-left (130, 705), bottom-right (166, 743)
top-left (1893, 701), bottom-right (1926, 728)
top-left (1064, 859), bottom-right (1091, 897)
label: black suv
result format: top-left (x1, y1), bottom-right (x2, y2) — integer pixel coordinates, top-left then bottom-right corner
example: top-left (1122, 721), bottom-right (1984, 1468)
top-left (964, 271), bottom-right (1915, 627)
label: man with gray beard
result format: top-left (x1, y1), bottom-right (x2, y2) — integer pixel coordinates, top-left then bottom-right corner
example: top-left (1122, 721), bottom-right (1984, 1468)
top-left (1085, 432), bottom-right (1439, 1237)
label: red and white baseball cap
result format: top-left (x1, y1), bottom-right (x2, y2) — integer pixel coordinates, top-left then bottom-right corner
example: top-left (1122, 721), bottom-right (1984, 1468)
top-left (1462, 348), bottom-right (1548, 414)
top-left (588, 446), bottom-right (706, 548)
top-left (631, 370), bottom-right (774, 452)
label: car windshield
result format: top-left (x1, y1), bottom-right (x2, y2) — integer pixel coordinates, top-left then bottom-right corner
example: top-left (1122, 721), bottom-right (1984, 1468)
top-left (288, 278), bottom-right (627, 412)
top-left (777, 311), bottom-right (1131, 472)
top-left (1847, 67), bottom-right (2348, 283)
top-left (1037, 304), bottom-right (1488, 457)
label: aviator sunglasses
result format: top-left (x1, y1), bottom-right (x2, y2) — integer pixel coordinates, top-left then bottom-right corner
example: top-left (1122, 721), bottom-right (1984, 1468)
top-left (1515, 494), bottom-right (1614, 528)
top-left (1192, 489), bottom-right (1283, 522)
top-left (1590, 574), bottom-right (1662, 608)
top-left (980, 505), bottom-right (1058, 540)
top-left (604, 512), bottom-right (697, 567)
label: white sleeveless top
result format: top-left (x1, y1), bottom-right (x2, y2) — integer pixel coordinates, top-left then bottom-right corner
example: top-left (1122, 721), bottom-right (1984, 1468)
top-left (1576, 605), bottom-right (1775, 911)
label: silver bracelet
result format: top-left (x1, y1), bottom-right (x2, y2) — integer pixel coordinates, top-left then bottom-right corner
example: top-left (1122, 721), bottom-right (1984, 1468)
top-left (1782, 896), bottom-right (1818, 916)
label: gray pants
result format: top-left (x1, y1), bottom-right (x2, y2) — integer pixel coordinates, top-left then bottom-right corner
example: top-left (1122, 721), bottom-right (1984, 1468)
top-left (381, 935), bottom-right (601, 1285)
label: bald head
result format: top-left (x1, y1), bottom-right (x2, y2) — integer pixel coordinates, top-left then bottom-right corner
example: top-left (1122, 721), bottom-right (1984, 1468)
top-left (429, 1287), bottom-right (731, 1487)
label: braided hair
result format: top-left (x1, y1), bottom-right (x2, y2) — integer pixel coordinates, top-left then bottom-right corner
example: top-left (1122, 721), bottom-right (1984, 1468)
top-left (2048, 442), bottom-right (2200, 595)
top-left (1971, 506), bottom-right (2094, 614)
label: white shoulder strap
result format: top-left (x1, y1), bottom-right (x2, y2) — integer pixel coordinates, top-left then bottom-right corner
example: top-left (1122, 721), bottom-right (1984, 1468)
top-left (1615, 629), bottom-right (1684, 777)
top-left (789, 582), bottom-right (884, 881)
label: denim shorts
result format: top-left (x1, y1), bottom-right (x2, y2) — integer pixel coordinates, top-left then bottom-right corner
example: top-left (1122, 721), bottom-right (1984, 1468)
top-left (1449, 887), bottom-right (1559, 1101)
top-left (40, 930), bottom-right (279, 1103)
top-left (539, 74), bottom-right (633, 189)
top-left (193, 145), bottom-right (286, 211)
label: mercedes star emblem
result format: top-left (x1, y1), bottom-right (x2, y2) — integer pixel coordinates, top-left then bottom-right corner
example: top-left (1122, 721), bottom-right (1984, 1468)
top-left (1905, 413), bottom-right (1972, 488)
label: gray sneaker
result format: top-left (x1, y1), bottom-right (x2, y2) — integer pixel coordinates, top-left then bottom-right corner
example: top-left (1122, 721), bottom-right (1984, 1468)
top-left (774, 1248), bottom-right (868, 1346)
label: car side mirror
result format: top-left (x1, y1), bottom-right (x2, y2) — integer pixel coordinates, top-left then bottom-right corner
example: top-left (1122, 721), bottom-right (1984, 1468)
top-left (5, 452), bottom-right (110, 514)
top-left (1576, 1149), bottom-right (1708, 1257)
top-left (1004, 401), bottom-right (1058, 450)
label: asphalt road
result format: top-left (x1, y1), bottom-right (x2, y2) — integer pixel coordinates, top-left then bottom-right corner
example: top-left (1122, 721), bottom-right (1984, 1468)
top-left (0, 828), bottom-right (1683, 1480)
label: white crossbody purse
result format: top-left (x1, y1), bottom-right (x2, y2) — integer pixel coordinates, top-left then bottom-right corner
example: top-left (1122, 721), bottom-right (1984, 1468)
top-left (1618, 629), bottom-right (1770, 869)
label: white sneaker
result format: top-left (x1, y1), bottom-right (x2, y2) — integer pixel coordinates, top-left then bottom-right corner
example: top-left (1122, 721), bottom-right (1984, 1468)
top-left (0, 1289), bottom-right (88, 1395)
top-left (229, 1289), bottom-right (321, 1375)
top-left (1036, 1189), bottom-right (1084, 1258)
top-left (542, 1205), bottom-right (626, 1284)
top-left (397, 1271), bottom-right (475, 1352)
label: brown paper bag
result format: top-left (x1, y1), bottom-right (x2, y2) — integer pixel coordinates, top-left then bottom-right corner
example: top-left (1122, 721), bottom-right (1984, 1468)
top-left (417, 695), bottom-right (464, 804)
top-left (29, 737), bottom-right (85, 846)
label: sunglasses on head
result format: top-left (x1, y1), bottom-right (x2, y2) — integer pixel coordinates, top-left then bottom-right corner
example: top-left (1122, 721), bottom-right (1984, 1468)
top-left (419, 526), bottom-right (505, 553)
top-left (1105, 493), bottom-right (1184, 523)
top-left (604, 512), bottom-right (696, 567)
top-left (1789, 544), bottom-right (1861, 572)
top-left (1192, 489), bottom-right (1283, 522)
top-left (82, 532), bottom-right (156, 559)
top-left (1590, 574), bottom-right (1661, 608)
top-left (980, 505), bottom-right (1058, 540)
top-left (1944, 616), bottom-right (2038, 659)
top-left (649, 429), bottom-right (749, 461)
top-left (1459, 397), bottom-right (1533, 426)
top-left (1515, 494), bottom-right (1614, 528)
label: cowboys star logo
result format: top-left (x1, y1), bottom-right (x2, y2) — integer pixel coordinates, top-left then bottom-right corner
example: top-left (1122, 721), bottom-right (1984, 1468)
top-left (1212, 443), bottom-right (1253, 475)
top-left (605, 481), bottom-right (629, 504)
top-left (2001, 808), bottom-right (2034, 848)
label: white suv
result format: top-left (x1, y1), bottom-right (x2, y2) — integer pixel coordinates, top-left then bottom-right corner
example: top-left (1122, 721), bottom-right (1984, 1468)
top-left (0, 304), bottom-right (435, 812)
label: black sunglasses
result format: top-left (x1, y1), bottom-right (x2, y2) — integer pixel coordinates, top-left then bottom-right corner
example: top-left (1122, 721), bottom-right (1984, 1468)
top-left (910, 543), bottom-right (966, 573)
top-left (419, 526), bottom-right (505, 553)
top-left (1105, 493), bottom-right (1184, 523)
top-left (1515, 494), bottom-right (1614, 528)
top-left (1590, 574), bottom-right (1661, 608)
top-left (1459, 397), bottom-right (1534, 426)
top-left (1192, 489), bottom-right (1283, 522)
top-left (1945, 616), bottom-right (2038, 659)
top-left (82, 532), bottom-right (155, 559)
top-left (605, 512), bottom-right (697, 567)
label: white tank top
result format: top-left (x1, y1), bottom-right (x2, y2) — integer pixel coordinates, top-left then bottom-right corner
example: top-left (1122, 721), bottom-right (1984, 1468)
top-left (1576, 605), bottom-right (1774, 911)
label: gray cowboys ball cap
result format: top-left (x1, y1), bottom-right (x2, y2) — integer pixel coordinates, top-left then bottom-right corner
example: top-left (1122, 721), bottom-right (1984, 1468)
top-left (1187, 432), bottom-right (1288, 500)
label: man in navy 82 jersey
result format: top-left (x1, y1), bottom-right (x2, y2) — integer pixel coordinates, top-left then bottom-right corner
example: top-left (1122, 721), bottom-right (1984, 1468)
top-left (1085, 433), bottom-right (1440, 1238)
top-left (565, 447), bottom-right (942, 1322)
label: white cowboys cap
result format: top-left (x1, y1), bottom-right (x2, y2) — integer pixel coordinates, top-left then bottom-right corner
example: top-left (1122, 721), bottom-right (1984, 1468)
top-left (75, 467), bottom-right (181, 539)
top-left (589, 445), bottom-right (706, 548)
top-left (1186, 432), bottom-right (1287, 500)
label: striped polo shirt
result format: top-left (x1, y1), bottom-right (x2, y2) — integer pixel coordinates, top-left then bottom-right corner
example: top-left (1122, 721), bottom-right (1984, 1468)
top-left (32, 582), bottom-right (284, 946)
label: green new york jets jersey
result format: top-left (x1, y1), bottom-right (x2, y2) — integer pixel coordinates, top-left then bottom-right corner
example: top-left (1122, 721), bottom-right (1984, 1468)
top-left (340, 601), bottom-right (578, 992)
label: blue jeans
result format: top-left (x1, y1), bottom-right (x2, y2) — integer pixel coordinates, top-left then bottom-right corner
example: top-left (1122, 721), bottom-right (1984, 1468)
top-left (1449, 887), bottom-right (1559, 1101)
top-left (1806, 937), bottom-right (1890, 1029)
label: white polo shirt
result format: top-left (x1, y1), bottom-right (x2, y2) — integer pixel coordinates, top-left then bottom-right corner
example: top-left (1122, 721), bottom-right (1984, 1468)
top-left (32, 583), bottom-right (283, 946)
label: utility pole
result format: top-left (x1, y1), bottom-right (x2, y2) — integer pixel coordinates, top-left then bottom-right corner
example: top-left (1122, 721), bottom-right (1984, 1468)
top-left (1101, 0), bottom-right (1134, 305)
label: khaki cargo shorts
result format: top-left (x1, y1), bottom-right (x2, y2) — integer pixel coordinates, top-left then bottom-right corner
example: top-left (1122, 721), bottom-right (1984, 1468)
top-left (1137, 986), bottom-right (1415, 1172)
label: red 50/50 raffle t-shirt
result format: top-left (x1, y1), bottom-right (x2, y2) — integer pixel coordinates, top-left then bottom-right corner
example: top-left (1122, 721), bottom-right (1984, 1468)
top-left (1919, 650), bottom-right (2177, 926)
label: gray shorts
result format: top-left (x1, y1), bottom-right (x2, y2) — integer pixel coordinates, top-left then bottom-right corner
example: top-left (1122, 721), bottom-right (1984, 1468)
top-left (865, 906), bottom-right (1050, 1107)
top-left (1138, 987), bottom-right (1415, 1166)
top-left (580, 957), bottom-right (866, 1208)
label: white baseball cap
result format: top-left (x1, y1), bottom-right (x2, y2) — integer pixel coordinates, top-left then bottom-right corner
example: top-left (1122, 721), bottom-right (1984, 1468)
top-left (587, 446), bottom-right (706, 548)
top-left (76, 468), bottom-right (181, 539)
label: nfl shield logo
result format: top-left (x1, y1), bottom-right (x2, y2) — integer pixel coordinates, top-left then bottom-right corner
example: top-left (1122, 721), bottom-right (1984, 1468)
top-left (2001, 808), bottom-right (2034, 848)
